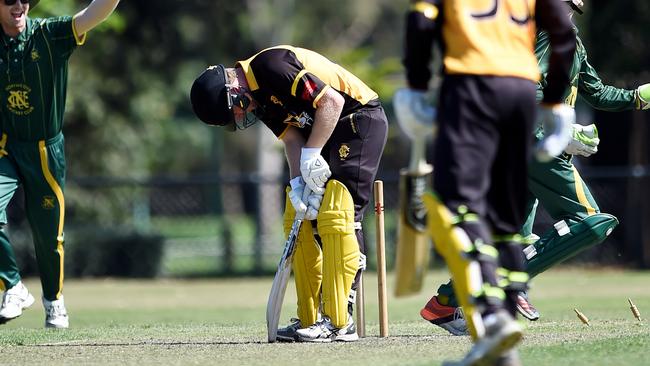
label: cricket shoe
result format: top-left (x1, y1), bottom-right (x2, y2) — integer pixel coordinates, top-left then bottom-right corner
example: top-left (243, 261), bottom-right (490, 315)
top-left (515, 291), bottom-right (540, 321)
top-left (44, 296), bottom-right (69, 329)
top-left (276, 318), bottom-right (302, 342)
top-left (0, 281), bottom-right (35, 324)
top-left (296, 315), bottom-right (359, 343)
top-left (420, 295), bottom-right (468, 336)
top-left (442, 310), bottom-right (523, 366)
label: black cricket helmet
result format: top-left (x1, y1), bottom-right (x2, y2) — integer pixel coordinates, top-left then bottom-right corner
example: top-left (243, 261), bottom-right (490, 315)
top-left (190, 65), bottom-right (236, 129)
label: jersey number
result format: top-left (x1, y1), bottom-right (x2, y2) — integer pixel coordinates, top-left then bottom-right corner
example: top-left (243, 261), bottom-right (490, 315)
top-left (471, 0), bottom-right (531, 25)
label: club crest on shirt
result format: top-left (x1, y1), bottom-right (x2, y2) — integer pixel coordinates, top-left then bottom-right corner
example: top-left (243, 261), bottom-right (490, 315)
top-left (284, 111), bottom-right (313, 128)
top-left (31, 49), bottom-right (40, 61)
top-left (270, 95), bottom-right (284, 106)
top-left (42, 196), bottom-right (56, 209)
top-left (5, 84), bottom-right (34, 116)
top-left (339, 144), bottom-right (350, 160)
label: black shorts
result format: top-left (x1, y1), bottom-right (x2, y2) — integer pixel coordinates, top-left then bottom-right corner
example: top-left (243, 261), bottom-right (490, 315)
top-left (323, 100), bottom-right (388, 223)
top-left (433, 75), bottom-right (537, 235)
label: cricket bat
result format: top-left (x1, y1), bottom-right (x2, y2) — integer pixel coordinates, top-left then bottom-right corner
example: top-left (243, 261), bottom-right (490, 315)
top-left (266, 186), bottom-right (310, 343)
top-left (394, 134), bottom-right (433, 297)
top-left (392, 88), bottom-right (436, 297)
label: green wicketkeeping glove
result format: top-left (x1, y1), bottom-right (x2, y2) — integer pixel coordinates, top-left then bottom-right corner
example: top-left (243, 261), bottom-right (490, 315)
top-left (636, 83), bottom-right (650, 110)
top-left (564, 123), bottom-right (599, 157)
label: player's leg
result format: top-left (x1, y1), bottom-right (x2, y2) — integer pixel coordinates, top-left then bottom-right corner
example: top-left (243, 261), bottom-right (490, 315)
top-left (21, 137), bottom-right (68, 328)
top-left (525, 156), bottom-right (618, 277)
top-left (277, 188), bottom-right (322, 342)
top-left (296, 180), bottom-right (359, 342)
top-left (0, 155), bottom-right (34, 323)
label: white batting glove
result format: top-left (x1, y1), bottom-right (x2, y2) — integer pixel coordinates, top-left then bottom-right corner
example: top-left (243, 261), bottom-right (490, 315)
top-left (300, 147), bottom-right (331, 194)
top-left (536, 104), bottom-right (575, 162)
top-left (288, 176), bottom-right (307, 215)
top-left (392, 88), bottom-right (437, 139)
top-left (636, 83), bottom-right (650, 110)
top-left (304, 192), bottom-right (323, 221)
top-left (564, 123), bottom-right (600, 157)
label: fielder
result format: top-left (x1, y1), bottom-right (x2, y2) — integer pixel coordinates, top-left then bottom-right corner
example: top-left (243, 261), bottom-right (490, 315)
top-left (423, 0), bottom-right (650, 334)
top-left (190, 45), bottom-right (387, 342)
top-left (0, 0), bottom-right (121, 328)
top-left (397, 0), bottom-right (575, 364)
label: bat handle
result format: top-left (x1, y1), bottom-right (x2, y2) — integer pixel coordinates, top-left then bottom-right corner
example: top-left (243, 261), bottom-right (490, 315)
top-left (408, 136), bottom-right (433, 174)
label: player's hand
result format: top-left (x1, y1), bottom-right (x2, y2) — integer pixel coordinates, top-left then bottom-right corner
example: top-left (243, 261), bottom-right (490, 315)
top-left (304, 192), bottom-right (323, 221)
top-left (536, 103), bottom-right (575, 162)
top-left (564, 123), bottom-right (599, 157)
top-left (288, 176), bottom-right (308, 215)
top-left (636, 83), bottom-right (650, 110)
top-left (392, 88), bottom-right (437, 139)
top-left (300, 148), bottom-right (331, 194)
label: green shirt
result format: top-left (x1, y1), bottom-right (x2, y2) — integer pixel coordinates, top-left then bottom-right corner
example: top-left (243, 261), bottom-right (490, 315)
top-left (0, 16), bottom-right (82, 142)
top-left (535, 30), bottom-right (636, 112)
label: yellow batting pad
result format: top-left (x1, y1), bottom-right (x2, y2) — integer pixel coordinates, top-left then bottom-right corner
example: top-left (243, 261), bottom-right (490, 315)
top-left (423, 193), bottom-right (485, 340)
top-left (317, 180), bottom-right (360, 328)
top-left (283, 189), bottom-right (322, 327)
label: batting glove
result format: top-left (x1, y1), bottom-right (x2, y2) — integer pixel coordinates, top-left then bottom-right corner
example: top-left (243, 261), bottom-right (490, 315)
top-left (636, 83), bottom-right (650, 110)
top-left (300, 147), bottom-right (331, 194)
top-left (392, 88), bottom-right (437, 139)
top-left (304, 192), bottom-right (323, 221)
top-left (564, 123), bottom-right (600, 157)
top-left (536, 103), bottom-right (575, 162)
top-left (288, 176), bottom-right (308, 215)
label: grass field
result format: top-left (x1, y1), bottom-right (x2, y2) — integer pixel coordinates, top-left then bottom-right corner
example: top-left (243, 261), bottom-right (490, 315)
top-left (1, 269), bottom-right (649, 366)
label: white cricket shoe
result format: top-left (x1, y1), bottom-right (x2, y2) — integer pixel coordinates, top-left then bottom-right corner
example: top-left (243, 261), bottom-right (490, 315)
top-left (296, 315), bottom-right (359, 343)
top-left (0, 281), bottom-right (35, 323)
top-left (43, 296), bottom-right (69, 329)
top-left (442, 310), bottom-right (523, 366)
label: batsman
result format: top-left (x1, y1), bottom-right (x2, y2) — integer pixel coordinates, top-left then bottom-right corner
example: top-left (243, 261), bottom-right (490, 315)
top-left (421, 0), bottom-right (650, 335)
top-left (190, 45), bottom-right (387, 342)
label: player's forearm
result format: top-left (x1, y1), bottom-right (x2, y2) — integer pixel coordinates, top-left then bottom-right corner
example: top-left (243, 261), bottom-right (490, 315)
top-left (403, 0), bottom-right (440, 90)
top-left (580, 86), bottom-right (636, 112)
top-left (73, 0), bottom-right (121, 36)
top-left (305, 90), bottom-right (344, 149)
top-left (281, 128), bottom-right (305, 179)
top-left (535, 0), bottom-right (576, 104)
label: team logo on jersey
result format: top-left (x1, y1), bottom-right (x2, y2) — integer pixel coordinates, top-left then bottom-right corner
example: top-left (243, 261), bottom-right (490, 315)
top-left (5, 84), bottom-right (34, 116)
top-left (31, 49), bottom-right (40, 61)
top-left (338, 144), bottom-right (350, 160)
top-left (284, 111), bottom-right (313, 128)
top-left (42, 196), bottom-right (56, 209)
top-left (270, 95), bottom-right (284, 106)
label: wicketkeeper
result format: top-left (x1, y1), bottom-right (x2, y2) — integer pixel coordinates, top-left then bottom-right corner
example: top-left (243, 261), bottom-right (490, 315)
top-left (423, 0), bottom-right (650, 335)
top-left (190, 45), bottom-right (387, 342)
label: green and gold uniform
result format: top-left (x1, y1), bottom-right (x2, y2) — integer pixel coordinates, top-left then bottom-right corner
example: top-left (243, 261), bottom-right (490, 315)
top-left (0, 17), bottom-right (85, 301)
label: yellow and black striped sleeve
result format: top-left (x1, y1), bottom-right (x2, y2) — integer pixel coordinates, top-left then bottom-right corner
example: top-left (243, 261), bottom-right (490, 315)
top-left (403, 0), bottom-right (442, 90)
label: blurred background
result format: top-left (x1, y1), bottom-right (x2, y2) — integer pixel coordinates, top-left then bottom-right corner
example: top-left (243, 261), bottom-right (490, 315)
top-left (11, 0), bottom-right (650, 280)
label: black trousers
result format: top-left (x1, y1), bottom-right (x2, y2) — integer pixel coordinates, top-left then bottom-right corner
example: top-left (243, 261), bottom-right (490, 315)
top-left (433, 75), bottom-right (537, 314)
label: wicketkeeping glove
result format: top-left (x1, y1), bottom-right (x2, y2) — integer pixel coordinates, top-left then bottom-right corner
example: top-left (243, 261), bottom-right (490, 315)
top-left (288, 176), bottom-right (308, 215)
top-left (636, 83), bottom-right (650, 110)
top-left (536, 103), bottom-right (575, 162)
top-left (564, 123), bottom-right (600, 157)
top-left (300, 147), bottom-right (331, 194)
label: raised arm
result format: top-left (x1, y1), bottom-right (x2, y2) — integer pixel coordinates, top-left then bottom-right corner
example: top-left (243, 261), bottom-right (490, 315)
top-left (73, 0), bottom-right (121, 36)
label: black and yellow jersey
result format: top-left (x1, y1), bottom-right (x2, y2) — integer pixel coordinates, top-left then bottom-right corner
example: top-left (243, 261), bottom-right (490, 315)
top-left (404, 0), bottom-right (575, 104)
top-left (236, 45), bottom-right (379, 139)
top-left (0, 17), bottom-right (85, 141)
